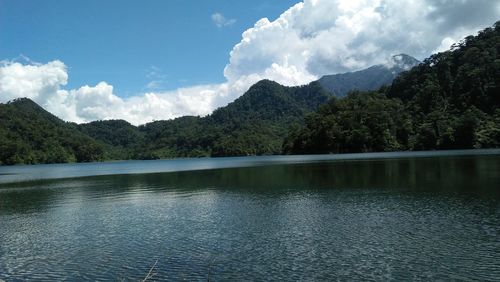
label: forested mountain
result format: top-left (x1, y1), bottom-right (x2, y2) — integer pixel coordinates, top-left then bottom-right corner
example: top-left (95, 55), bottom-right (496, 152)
top-left (0, 79), bottom-right (330, 165)
top-left (284, 22), bottom-right (500, 154)
top-left (318, 54), bottom-right (420, 97)
top-left (0, 52), bottom-right (422, 166)
top-left (0, 98), bottom-right (105, 165)
top-left (73, 55), bottom-right (423, 161)
top-left (78, 119), bottom-right (145, 160)
top-left (79, 80), bottom-right (330, 159)
top-left (1, 23), bottom-right (498, 165)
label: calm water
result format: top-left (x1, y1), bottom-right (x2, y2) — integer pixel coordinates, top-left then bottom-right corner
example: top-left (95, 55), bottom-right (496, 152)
top-left (0, 150), bottom-right (499, 281)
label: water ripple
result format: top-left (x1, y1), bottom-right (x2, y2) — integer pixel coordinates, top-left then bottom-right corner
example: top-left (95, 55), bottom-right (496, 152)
top-left (1, 155), bottom-right (499, 280)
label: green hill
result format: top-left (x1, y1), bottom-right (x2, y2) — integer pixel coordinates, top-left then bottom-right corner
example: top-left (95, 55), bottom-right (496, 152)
top-left (284, 22), bottom-right (500, 154)
top-left (78, 80), bottom-right (330, 159)
top-left (74, 61), bottom-right (418, 161)
top-left (0, 98), bottom-right (105, 165)
top-left (0, 79), bottom-right (331, 165)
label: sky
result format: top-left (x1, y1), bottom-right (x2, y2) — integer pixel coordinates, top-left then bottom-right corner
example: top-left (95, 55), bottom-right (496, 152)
top-left (1, 0), bottom-right (499, 125)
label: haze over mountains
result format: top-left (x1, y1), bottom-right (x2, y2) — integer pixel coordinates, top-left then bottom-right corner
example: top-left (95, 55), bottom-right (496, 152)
top-left (319, 54), bottom-right (420, 97)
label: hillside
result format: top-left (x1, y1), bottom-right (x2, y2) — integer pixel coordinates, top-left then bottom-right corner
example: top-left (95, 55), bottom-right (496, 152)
top-left (78, 119), bottom-right (145, 160)
top-left (80, 80), bottom-right (330, 159)
top-left (74, 58), bottom-right (421, 161)
top-left (285, 22), bottom-right (500, 154)
top-left (0, 79), bottom-right (332, 165)
top-left (318, 54), bottom-right (420, 97)
top-left (0, 98), bottom-right (105, 165)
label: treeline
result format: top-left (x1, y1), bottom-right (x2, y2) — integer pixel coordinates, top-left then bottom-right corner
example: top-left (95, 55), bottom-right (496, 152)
top-left (284, 22), bottom-right (500, 154)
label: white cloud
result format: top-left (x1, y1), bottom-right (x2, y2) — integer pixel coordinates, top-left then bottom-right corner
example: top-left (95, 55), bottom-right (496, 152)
top-left (224, 0), bottom-right (500, 82)
top-left (1, 0), bottom-right (499, 125)
top-left (144, 66), bottom-right (168, 90)
top-left (0, 60), bottom-right (227, 125)
top-left (211, 12), bottom-right (236, 28)
top-left (0, 60), bottom-right (68, 102)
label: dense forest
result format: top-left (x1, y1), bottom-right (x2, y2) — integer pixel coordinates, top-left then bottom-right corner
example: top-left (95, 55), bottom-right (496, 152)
top-left (1, 81), bottom-right (331, 164)
top-left (0, 98), bottom-right (105, 165)
top-left (80, 80), bottom-right (330, 159)
top-left (0, 22), bottom-right (498, 165)
top-left (284, 22), bottom-right (500, 154)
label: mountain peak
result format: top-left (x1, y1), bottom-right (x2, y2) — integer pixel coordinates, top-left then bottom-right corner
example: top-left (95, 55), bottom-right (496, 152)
top-left (250, 79), bottom-right (282, 89)
top-left (6, 97), bottom-right (64, 124)
top-left (385, 54), bottom-right (420, 70)
top-left (318, 54), bottom-right (420, 97)
top-left (8, 97), bottom-right (43, 109)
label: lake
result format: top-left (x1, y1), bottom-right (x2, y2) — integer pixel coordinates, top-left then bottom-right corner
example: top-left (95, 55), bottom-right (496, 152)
top-left (0, 150), bottom-right (499, 281)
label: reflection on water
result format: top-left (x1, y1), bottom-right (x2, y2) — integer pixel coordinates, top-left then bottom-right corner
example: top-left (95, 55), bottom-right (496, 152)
top-left (1, 149), bottom-right (499, 184)
top-left (0, 153), bottom-right (499, 280)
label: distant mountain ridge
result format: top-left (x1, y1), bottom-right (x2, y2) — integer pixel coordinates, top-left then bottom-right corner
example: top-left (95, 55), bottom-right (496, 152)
top-left (0, 54), bottom-right (423, 165)
top-left (318, 54), bottom-right (420, 97)
top-left (15, 35), bottom-right (500, 166)
top-left (3, 21), bottom-right (499, 166)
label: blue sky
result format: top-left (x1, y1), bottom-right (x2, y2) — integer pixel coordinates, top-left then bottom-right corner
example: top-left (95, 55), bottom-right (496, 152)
top-left (1, 0), bottom-right (498, 125)
top-left (0, 0), bottom-right (298, 95)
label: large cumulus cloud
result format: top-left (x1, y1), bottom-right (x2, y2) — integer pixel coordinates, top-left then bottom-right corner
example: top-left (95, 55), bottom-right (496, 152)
top-left (1, 0), bottom-right (499, 125)
top-left (225, 0), bottom-right (500, 82)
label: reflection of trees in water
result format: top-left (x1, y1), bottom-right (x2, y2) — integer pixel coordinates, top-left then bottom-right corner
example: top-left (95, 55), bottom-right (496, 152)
top-left (1, 155), bottom-right (499, 215)
top-left (129, 156), bottom-right (499, 196)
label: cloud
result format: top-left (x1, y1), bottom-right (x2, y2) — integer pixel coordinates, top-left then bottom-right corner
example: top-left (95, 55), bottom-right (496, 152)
top-left (0, 59), bottom-right (228, 125)
top-left (1, 0), bottom-right (499, 125)
top-left (211, 12), bottom-right (236, 28)
top-left (144, 66), bottom-right (168, 90)
top-left (0, 60), bottom-right (68, 102)
top-left (224, 0), bottom-right (500, 82)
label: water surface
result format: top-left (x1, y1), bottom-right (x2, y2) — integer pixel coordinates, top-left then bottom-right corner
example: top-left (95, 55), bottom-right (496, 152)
top-left (0, 150), bottom-right (499, 280)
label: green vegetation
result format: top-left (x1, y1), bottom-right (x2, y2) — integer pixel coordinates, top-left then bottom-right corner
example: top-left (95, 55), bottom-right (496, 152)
top-left (0, 98), bottom-right (105, 165)
top-left (78, 119), bottom-right (145, 160)
top-left (1, 23), bottom-right (498, 165)
top-left (283, 89), bottom-right (410, 153)
top-left (80, 80), bottom-right (330, 159)
top-left (0, 80), bottom-right (330, 165)
top-left (285, 22), bottom-right (500, 154)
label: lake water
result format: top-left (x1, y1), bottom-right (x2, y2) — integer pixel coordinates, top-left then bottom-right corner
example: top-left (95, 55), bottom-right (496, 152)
top-left (0, 150), bottom-right (499, 281)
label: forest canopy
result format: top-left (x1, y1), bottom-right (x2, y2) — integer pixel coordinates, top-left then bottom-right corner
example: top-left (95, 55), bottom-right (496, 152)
top-left (284, 22), bottom-right (500, 154)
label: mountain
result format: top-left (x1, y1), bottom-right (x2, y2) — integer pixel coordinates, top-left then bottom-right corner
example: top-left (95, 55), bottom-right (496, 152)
top-left (78, 119), bottom-right (145, 160)
top-left (74, 59), bottom-right (423, 161)
top-left (0, 98), bottom-right (105, 165)
top-left (2, 22), bottom-right (498, 165)
top-left (318, 54), bottom-right (420, 97)
top-left (0, 79), bottom-right (332, 165)
top-left (284, 22), bottom-right (500, 154)
top-left (205, 80), bottom-right (330, 156)
top-left (80, 80), bottom-right (330, 159)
